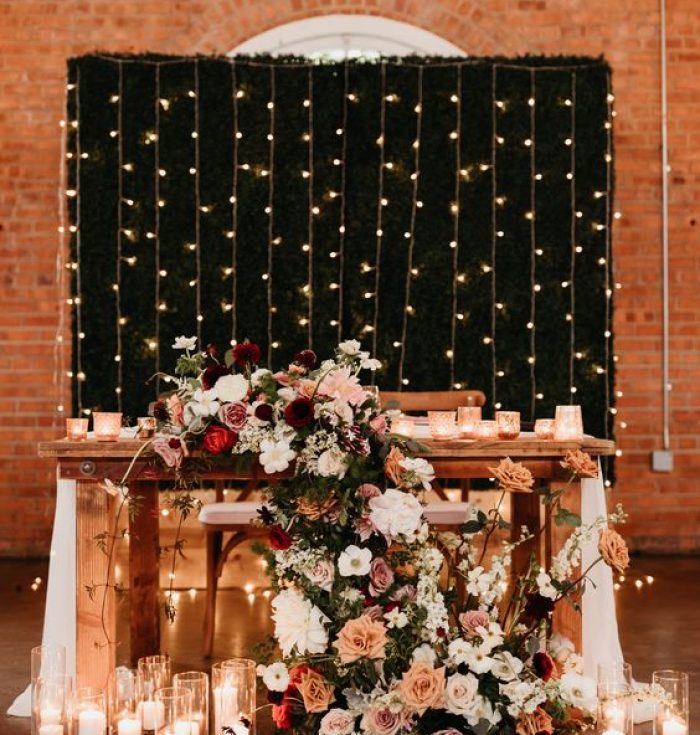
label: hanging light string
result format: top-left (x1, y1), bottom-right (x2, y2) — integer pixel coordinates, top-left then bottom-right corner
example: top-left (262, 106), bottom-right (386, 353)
top-left (568, 71), bottom-right (577, 397)
top-left (336, 59), bottom-right (350, 341)
top-left (397, 65), bottom-right (424, 389)
top-left (114, 60), bottom-right (124, 411)
top-left (230, 61), bottom-right (240, 344)
top-left (371, 61), bottom-right (387, 361)
top-left (528, 68), bottom-right (537, 420)
top-left (73, 70), bottom-right (86, 415)
top-left (604, 74), bottom-right (614, 440)
top-left (266, 65), bottom-right (276, 364)
top-left (449, 65), bottom-right (462, 389)
top-left (306, 67), bottom-right (314, 348)
top-left (489, 65), bottom-right (499, 409)
top-left (153, 64), bottom-right (162, 392)
top-left (193, 59), bottom-right (202, 340)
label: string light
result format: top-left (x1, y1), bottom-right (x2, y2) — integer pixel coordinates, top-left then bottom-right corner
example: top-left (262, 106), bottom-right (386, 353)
top-left (604, 72), bottom-right (615, 467)
top-left (230, 61), bottom-right (240, 342)
top-left (449, 66), bottom-right (462, 389)
top-left (528, 68), bottom-right (538, 417)
top-left (266, 65), bottom-right (276, 363)
top-left (193, 59), bottom-right (202, 338)
top-left (490, 66), bottom-right (499, 408)
top-left (568, 71), bottom-right (577, 397)
top-left (114, 60), bottom-right (124, 410)
top-left (336, 60), bottom-right (350, 342)
top-left (153, 64), bottom-right (162, 392)
top-left (371, 61), bottom-right (387, 364)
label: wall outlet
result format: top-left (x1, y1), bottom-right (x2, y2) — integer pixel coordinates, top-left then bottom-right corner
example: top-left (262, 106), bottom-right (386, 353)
top-left (651, 450), bottom-right (674, 472)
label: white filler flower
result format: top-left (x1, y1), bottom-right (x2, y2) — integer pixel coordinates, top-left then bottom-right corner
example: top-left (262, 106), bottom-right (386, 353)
top-left (337, 545), bottom-right (372, 577)
top-left (260, 662), bottom-right (290, 692)
top-left (259, 439), bottom-right (296, 474)
top-left (172, 335), bottom-right (197, 350)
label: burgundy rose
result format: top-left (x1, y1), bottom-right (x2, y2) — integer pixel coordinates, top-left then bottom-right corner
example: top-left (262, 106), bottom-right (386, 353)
top-left (284, 396), bottom-right (314, 428)
top-left (201, 363), bottom-right (230, 390)
top-left (524, 593), bottom-right (556, 622)
top-left (369, 557), bottom-right (394, 597)
top-left (533, 651), bottom-right (556, 682)
top-left (233, 341), bottom-right (261, 367)
top-left (218, 401), bottom-right (248, 430)
top-left (269, 525), bottom-right (293, 550)
top-left (294, 349), bottom-right (317, 369)
top-left (202, 425), bottom-right (238, 455)
top-left (254, 402), bottom-right (274, 423)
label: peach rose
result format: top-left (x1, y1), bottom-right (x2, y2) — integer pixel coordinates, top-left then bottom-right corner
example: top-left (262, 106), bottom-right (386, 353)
top-left (516, 707), bottom-right (553, 735)
top-left (297, 378), bottom-right (318, 398)
top-left (334, 614), bottom-right (387, 663)
top-left (360, 704), bottom-right (404, 735)
top-left (384, 446), bottom-right (406, 486)
top-left (297, 669), bottom-right (335, 714)
top-left (487, 457), bottom-right (534, 493)
top-left (561, 450), bottom-right (598, 478)
top-left (598, 528), bottom-right (629, 574)
top-left (459, 610), bottom-right (490, 638)
top-left (297, 495), bottom-right (339, 521)
top-left (400, 661), bottom-right (446, 714)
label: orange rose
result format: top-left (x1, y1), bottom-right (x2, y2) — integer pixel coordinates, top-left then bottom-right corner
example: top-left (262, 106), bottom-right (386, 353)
top-left (516, 707), bottom-right (553, 735)
top-left (296, 495), bottom-right (339, 521)
top-left (384, 446), bottom-right (406, 486)
top-left (297, 669), bottom-right (335, 713)
top-left (487, 457), bottom-right (534, 493)
top-left (598, 528), bottom-right (629, 574)
top-left (400, 661), bottom-right (446, 714)
top-left (334, 614), bottom-right (387, 663)
top-left (561, 450), bottom-right (598, 478)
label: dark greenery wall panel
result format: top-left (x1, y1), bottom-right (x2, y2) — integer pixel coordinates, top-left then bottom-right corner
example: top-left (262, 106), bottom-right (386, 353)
top-left (66, 54), bottom-right (615, 444)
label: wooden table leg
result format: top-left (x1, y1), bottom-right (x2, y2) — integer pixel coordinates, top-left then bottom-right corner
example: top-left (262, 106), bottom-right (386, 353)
top-left (76, 480), bottom-right (116, 690)
top-left (511, 491), bottom-right (544, 574)
top-left (129, 481), bottom-right (161, 664)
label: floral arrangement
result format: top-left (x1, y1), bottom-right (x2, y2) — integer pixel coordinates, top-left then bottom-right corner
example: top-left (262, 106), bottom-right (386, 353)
top-left (150, 337), bottom-right (629, 734)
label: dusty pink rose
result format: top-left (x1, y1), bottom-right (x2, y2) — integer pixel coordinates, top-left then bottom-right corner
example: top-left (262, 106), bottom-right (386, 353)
top-left (391, 584), bottom-right (417, 603)
top-left (319, 709), bottom-right (355, 735)
top-left (218, 401), bottom-right (248, 430)
top-left (360, 705), bottom-right (403, 735)
top-left (166, 393), bottom-right (184, 427)
top-left (370, 415), bottom-right (388, 435)
top-left (153, 437), bottom-right (187, 468)
top-left (369, 557), bottom-right (394, 597)
top-left (364, 604), bottom-right (384, 622)
top-left (355, 513), bottom-right (375, 542)
top-left (273, 370), bottom-right (293, 386)
top-left (459, 610), bottom-right (490, 638)
top-left (358, 483), bottom-right (382, 499)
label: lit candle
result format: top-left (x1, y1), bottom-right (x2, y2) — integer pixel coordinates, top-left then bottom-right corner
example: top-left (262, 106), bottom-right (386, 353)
top-left (39, 726), bottom-right (63, 735)
top-left (137, 417), bottom-right (156, 439)
top-left (78, 708), bottom-right (107, 735)
top-left (601, 730), bottom-right (624, 735)
top-left (603, 702), bottom-right (626, 730)
top-left (393, 415), bottom-right (415, 438)
top-left (213, 684), bottom-right (237, 733)
top-left (495, 410), bottom-right (520, 439)
top-left (138, 700), bottom-right (165, 731)
top-left (474, 420), bottom-right (498, 439)
top-left (92, 412), bottom-right (122, 442)
top-left (554, 405), bottom-right (584, 441)
top-left (117, 717), bottom-right (142, 735)
top-left (66, 417), bottom-right (89, 441)
top-left (534, 418), bottom-right (555, 440)
top-left (457, 406), bottom-right (481, 437)
top-left (428, 411), bottom-right (457, 439)
top-left (662, 718), bottom-right (688, 735)
top-left (40, 707), bottom-right (62, 725)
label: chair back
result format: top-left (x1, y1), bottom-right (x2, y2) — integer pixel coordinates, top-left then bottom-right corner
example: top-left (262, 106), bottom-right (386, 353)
top-left (380, 390), bottom-right (485, 413)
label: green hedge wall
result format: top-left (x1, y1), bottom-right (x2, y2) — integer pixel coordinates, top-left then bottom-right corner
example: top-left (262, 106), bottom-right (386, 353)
top-left (66, 54), bottom-right (614, 442)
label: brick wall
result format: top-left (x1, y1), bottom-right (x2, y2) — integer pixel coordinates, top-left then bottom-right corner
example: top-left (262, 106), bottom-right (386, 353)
top-left (1, 0), bottom-right (698, 555)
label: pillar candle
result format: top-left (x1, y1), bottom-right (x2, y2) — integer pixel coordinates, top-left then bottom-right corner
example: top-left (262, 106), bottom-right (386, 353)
top-left (78, 708), bottom-right (107, 735)
top-left (40, 707), bottom-right (62, 725)
top-left (662, 719), bottom-right (688, 735)
top-left (138, 700), bottom-right (165, 731)
top-left (117, 717), bottom-right (143, 735)
top-left (39, 726), bottom-right (63, 735)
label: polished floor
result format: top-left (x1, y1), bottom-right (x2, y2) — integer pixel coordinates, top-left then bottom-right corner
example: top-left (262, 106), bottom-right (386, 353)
top-left (1, 555), bottom-right (698, 734)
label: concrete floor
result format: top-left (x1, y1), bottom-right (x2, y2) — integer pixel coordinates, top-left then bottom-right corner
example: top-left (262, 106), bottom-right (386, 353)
top-left (1, 555), bottom-right (698, 734)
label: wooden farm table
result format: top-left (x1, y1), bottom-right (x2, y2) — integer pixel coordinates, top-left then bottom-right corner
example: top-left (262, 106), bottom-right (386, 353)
top-left (38, 435), bottom-right (615, 690)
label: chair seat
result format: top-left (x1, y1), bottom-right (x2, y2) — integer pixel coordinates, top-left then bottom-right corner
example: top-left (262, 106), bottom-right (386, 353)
top-left (198, 501), bottom-right (261, 526)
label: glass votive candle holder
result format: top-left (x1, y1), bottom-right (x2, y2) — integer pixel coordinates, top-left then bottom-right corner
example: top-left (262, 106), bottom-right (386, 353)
top-left (137, 654), bottom-right (171, 731)
top-left (173, 671), bottom-right (208, 735)
top-left (496, 411), bottom-right (520, 439)
top-left (92, 412), bottom-right (122, 442)
top-left (393, 414), bottom-right (416, 438)
top-left (534, 419), bottom-right (556, 440)
top-left (33, 674), bottom-right (72, 735)
top-left (457, 406), bottom-right (481, 438)
top-left (554, 405), bottom-right (584, 441)
top-left (66, 418), bottom-right (89, 441)
top-left (109, 667), bottom-right (142, 735)
top-left (652, 670), bottom-right (689, 735)
top-left (213, 659), bottom-right (256, 735)
top-left (597, 663), bottom-right (633, 735)
top-left (474, 420), bottom-right (498, 440)
top-left (155, 687), bottom-right (192, 735)
top-left (427, 411), bottom-right (458, 440)
top-left (72, 687), bottom-right (107, 735)
top-left (137, 417), bottom-right (156, 440)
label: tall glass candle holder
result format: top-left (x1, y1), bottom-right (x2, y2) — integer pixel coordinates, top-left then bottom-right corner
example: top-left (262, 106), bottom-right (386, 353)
top-left (496, 411), bottom-right (520, 439)
top-left (427, 411), bottom-right (457, 440)
top-left (92, 412), bottom-right (122, 442)
top-left (457, 406), bottom-right (481, 438)
top-left (33, 675), bottom-right (72, 735)
top-left (109, 667), bottom-right (143, 735)
top-left (66, 418), bottom-right (89, 441)
top-left (212, 659), bottom-right (256, 735)
top-left (155, 687), bottom-right (192, 735)
top-left (31, 645), bottom-right (67, 735)
top-left (597, 663), bottom-right (633, 735)
top-left (474, 420), bottom-right (498, 440)
top-left (392, 414), bottom-right (415, 438)
top-left (652, 670), bottom-right (689, 735)
top-left (72, 687), bottom-right (107, 735)
top-left (554, 405), bottom-right (584, 441)
top-left (534, 419), bottom-right (555, 440)
top-left (137, 655), bottom-right (171, 733)
top-left (174, 671), bottom-right (209, 735)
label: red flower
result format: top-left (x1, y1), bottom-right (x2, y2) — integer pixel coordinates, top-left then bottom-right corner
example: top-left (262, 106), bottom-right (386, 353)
top-left (152, 400), bottom-right (169, 422)
top-left (233, 342), bottom-right (261, 367)
top-left (294, 349), bottom-right (317, 369)
top-left (284, 396), bottom-right (314, 428)
top-left (271, 702), bottom-right (293, 730)
top-left (533, 651), bottom-right (556, 681)
top-left (201, 363), bottom-right (230, 390)
top-left (269, 525), bottom-right (293, 550)
top-left (202, 425), bottom-right (238, 455)
top-left (206, 343), bottom-right (220, 358)
top-left (254, 403), bottom-right (273, 422)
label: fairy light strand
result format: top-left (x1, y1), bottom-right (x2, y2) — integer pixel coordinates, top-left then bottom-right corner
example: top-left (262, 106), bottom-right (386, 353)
top-left (604, 74), bottom-right (614, 441)
top-left (336, 60), bottom-right (350, 341)
top-left (231, 61), bottom-right (240, 343)
top-left (115, 61), bottom-right (124, 411)
top-left (73, 70), bottom-right (85, 415)
top-left (397, 66), bottom-right (424, 389)
top-left (371, 61), bottom-right (387, 362)
top-left (266, 66), bottom-right (276, 364)
top-left (449, 65), bottom-right (462, 389)
top-left (490, 65), bottom-right (499, 408)
top-left (193, 59), bottom-right (202, 341)
top-left (154, 64), bottom-right (162, 391)
top-left (528, 69), bottom-right (537, 419)
top-left (306, 67), bottom-right (314, 347)
top-left (568, 71), bottom-right (577, 396)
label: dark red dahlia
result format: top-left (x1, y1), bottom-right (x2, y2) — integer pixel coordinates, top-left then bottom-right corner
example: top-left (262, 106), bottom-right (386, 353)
top-left (533, 651), bottom-right (556, 681)
top-left (233, 341), bottom-right (261, 367)
top-left (152, 400), bottom-right (169, 422)
top-left (284, 396), bottom-right (314, 428)
top-left (524, 593), bottom-right (556, 622)
top-left (206, 343), bottom-right (220, 358)
top-left (201, 363), bottom-right (230, 390)
top-left (269, 525), bottom-right (293, 550)
top-left (254, 403), bottom-right (274, 423)
top-left (293, 349), bottom-right (317, 370)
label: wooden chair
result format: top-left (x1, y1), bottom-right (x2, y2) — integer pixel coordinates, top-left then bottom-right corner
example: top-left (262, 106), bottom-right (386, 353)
top-left (380, 389), bottom-right (486, 413)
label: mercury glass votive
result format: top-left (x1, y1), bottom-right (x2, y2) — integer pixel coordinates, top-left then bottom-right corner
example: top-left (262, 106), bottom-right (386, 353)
top-left (534, 419), bottom-right (556, 440)
top-left (393, 414), bottom-right (416, 438)
top-left (66, 418), bottom-right (89, 441)
top-left (154, 687), bottom-right (192, 735)
top-left (212, 659), bottom-right (256, 735)
top-left (137, 417), bottom-right (156, 440)
top-left (496, 411), bottom-right (520, 439)
top-left (92, 412), bottom-right (122, 442)
top-left (32, 675), bottom-right (72, 735)
top-left (457, 406), bottom-right (481, 438)
top-left (652, 670), bottom-right (689, 735)
top-left (427, 411), bottom-right (457, 440)
top-left (474, 420), bottom-right (498, 440)
top-left (554, 405), bottom-right (584, 441)
top-left (72, 687), bottom-right (107, 735)
top-left (173, 672), bottom-right (208, 735)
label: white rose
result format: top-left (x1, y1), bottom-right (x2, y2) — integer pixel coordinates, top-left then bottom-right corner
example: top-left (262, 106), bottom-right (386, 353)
top-left (172, 335), bottom-right (197, 350)
top-left (559, 671), bottom-right (597, 712)
top-left (306, 559), bottom-right (335, 592)
top-left (445, 672), bottom-right (479, 716)
top-left (398, 457), bottom-right (435, 490)
top-left (317, 447), bottom-right (347, 479)
top-left (271, 588), bottom-right (329, 657)
top-left (213, 373), bottom-right (249, 403)
top-left (337, 339), bottom-right (361, 355)
top-left (250, 368), bottom-right (272, 388)
top-left (368, 488), bottom-right (424, 541)
top-left (259, 439), bottom-right (296, 474)
top-left (337, 545), bottom-right (372, 577)
top-left (261, 662), bottom-right (289, 692)
top-left (413, 643), bottom-right (438, 666)
top-left (319, 708), bottom-right (355, 735)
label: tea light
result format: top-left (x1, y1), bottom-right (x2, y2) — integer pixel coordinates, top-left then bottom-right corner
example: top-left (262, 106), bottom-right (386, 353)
top-left (474, 420), bottom-right (498, 439)
top-left (117, 717), bottom-right (142, 735)
top-left (457, 406), bottom-right (481, 437)
top-left (92, 412), bottom-right (122, 442)
top-left (427, 411), bottom-right (457, 440)
top-left (393, 415), bottom-right (416, 438)
top-left (66, 418), bottom-right (89, 441)
top-left (534, 419), bottom-right (555, 440)
top-left (137, 417), bottom-right (156, 440)
top-left (496, 411), bottom-right (520, 439)
top-left (554, 405), bottom-right (584, 441)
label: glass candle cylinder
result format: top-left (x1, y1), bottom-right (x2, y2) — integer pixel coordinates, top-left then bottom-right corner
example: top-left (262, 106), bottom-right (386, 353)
top-left (427, 411), bottom-right (457, 440)
top-left (31, 646), bottom-right (67, 735)
top-left (66, 418), bottom-right (89, 441)
top-left (92, 412), bottom-right (122, 442)
top-left (496, 411), bottom-right (520, 439)
top-left (155, 687), bottom-right (192, 735)
top-left (137, 655), bottom-right (171, 733)
top-left (212, 659), bottom-right (256, 735)
top-left (554, 405), bottom-right (584, 441)
top-left (457, 406), bottom-right (481, 438)
top-left (393, 414), bottom-right (415, 438)
top-left (72, 687), bottom-right (107, 735)
top-left (652, 670), bottom-right (689, 735)
top-left (174, 671), bottom-right (209, 735)
top-left (137, 417), bottom-right (156, 440)
top-left (474, 420), bottom-right (498, 440)
top-left (597, 663), bottom-right (633, 734)
top-left (534, 419), bottom-right (555, 440)
top-left (109, 667), bottom-right (143, 735)
top-left (32, 675), bottom-right (72, 735)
